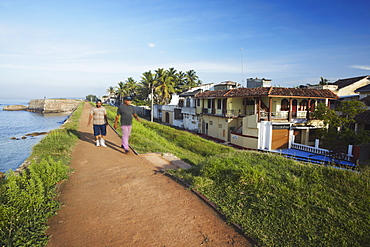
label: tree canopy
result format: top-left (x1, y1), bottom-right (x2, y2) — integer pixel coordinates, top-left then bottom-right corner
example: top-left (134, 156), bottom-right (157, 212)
top-left (311, 101), bottom-right (370, 151)
top-left (108, 68), bottom-right (202, 106)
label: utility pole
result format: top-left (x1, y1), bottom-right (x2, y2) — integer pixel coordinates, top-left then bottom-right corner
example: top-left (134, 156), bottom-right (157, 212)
top-left (151, 84), bottom-right (154, 122)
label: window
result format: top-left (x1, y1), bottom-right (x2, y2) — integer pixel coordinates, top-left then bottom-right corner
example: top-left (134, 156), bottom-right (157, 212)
top-left (197, 99), bottom-right (200, 107)
top-left (281, 99), bottom-right (289, 111)
top-left (217, 99), bottom-right (222, 109)
top-left (186, 98), bottom-right (191, 107)
top-left (299, 100), bottom-right (308, 111)
top-left (310, 100), bottom-right (316, 111)
top-left (174, 109), bottom-right (183, 119)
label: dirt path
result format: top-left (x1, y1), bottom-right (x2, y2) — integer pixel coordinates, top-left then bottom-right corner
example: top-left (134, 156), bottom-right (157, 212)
top-left (46, 102), bottom-right (253, 247)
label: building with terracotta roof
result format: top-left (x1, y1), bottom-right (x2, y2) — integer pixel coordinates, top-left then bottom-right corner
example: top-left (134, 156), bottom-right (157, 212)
top-left (194, 86), bottom-right (338, 151)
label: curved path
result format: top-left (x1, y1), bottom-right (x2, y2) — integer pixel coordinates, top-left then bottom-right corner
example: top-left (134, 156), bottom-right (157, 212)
top-left (47, 102), bottom-right (253, 247)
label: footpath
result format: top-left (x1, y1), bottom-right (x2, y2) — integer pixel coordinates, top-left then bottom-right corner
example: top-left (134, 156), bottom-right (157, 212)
top-left (46, 102), bottom-right (253, 247)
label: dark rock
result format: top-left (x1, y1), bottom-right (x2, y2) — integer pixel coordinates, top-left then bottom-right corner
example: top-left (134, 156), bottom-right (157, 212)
top-left (26, 132), bottom-right (49, 137)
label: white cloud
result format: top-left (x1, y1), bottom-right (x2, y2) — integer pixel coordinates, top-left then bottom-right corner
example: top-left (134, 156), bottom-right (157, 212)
top-left (351, 65), bottom-right (370, 71)
top-left (148, 43), bottom-right (156, 48)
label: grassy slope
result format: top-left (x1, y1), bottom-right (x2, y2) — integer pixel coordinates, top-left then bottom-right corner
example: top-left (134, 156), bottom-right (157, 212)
top-left (106, 105), bottom-right (370, 247)
top-left (0, 102), bottom-right (83, 246)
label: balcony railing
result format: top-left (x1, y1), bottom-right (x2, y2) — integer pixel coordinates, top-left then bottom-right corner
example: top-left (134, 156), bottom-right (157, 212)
top-left (260, 111), bottom-right (307, 119)
top-left (201, 108), bottom-right (308, 119)
top-left (291, 142), bottom-right (353, 161)
top-left (202, 108), bottom-right (255, 117)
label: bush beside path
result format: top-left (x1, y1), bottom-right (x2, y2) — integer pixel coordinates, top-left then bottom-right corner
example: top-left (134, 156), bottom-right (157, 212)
top-left (46, 102), bottom-right (252, 246)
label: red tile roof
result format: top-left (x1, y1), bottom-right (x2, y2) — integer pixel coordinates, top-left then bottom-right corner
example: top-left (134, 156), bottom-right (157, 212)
top-left (195, 87), bottom-right (338, 99)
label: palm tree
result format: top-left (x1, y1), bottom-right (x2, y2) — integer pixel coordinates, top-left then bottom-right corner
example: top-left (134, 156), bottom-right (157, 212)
top-left (319, 77), bottom-right (329, 85)
top-left (174, 70), bottom-right (186, 92)
top-left (154, 68), bottom-right (178, 104)
top-left (140, 70), bottom-right (156, 103)
top-left (106, 86), bottom-right (116, 105)
top-left (155, 74), bottom-right (175, 104)
top-left (140, 70), bottom-right (158, 121)
top-left (167, 67), bottom-right (177, 78)
top-left (184, 69), bottom-right (200, 90)
top-left (116, 81), bottom-right (129, 105)
top-left (125, 77), bottom-right (138, 97)
top-left (107, 86), bottom-right (115, 96)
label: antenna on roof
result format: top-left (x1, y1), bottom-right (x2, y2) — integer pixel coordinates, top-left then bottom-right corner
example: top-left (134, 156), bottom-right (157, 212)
top-left (241, 48), bottom-right (245, 88)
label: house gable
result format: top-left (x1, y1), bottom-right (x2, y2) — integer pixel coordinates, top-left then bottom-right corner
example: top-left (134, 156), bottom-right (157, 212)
top-left (332, 75), bottom-right (370, 96)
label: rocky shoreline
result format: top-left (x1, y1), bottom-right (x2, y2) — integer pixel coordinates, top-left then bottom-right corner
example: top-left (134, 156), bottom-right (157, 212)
top-left (1, 101), bottom-right (81, 175)
top-left (10, 131), bottom-right (49, 140)
top-left (3, 105), bottom-right (28, 111)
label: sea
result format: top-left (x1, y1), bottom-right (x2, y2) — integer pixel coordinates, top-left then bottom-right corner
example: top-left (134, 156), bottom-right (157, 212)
top-left (0, 100), bottom-right (71, 173)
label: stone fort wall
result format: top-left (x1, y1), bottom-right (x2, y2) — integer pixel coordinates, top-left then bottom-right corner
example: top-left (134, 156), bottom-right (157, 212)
top-left (28, 99), bottom-right (80, 113)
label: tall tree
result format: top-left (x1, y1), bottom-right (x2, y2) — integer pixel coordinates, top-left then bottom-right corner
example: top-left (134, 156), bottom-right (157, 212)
top-left (107, 86), bottom-right (115, 96)
top-left (125, 77), bottom-right (138, 97)
top-left (154, 68), bottom-right (169, 104)
top-left (183, 69), bottom-right (200, 90)
top-left (140, 70), bottom-right (156, 104)
top-left (319, 77), bottom-right (329, 85)
top-left (311, 101), bottom-right (369, 151)
top-left (116, 81), bottom-right (128, 105)
top-left (175, 70), bottom-right (186, 92)
top-left (155, 73), bottom-right (175, 104)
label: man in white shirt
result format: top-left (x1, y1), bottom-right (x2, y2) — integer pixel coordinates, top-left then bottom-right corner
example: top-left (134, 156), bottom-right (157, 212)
top-left (88, 100), bottom-right (108, 147)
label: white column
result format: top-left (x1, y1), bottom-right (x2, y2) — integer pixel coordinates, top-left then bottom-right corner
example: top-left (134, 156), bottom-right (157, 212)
top-left (315, 139), bottom-right (320, 148)
top-left (348, 145), bottom-right (353, 156)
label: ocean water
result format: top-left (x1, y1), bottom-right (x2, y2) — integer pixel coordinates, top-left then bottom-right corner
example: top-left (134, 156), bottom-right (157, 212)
top-left (0, 100), bottom-right (70, 173)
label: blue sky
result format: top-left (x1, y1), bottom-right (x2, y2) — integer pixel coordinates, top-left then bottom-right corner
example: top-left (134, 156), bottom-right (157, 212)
top-left (0, 0), bottom-right (369, 100)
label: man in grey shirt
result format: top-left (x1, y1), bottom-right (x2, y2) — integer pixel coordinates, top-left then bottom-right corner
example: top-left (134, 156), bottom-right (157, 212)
top-left (114, 96), bottom-right (140, 153)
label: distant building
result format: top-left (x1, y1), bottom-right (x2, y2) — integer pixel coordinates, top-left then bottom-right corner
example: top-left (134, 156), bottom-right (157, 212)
top-left (213, 81), bottom-right (240, 90)
top-left (247, 78), bottom-right (271, 88)
top-left (154, 83), bottom-right (215, 130)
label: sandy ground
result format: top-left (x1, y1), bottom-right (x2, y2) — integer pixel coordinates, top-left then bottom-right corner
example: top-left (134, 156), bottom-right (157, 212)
top-left (46, 102), bottom-right (253, 247)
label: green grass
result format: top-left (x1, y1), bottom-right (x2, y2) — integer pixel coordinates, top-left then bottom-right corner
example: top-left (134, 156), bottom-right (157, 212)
top-left (105, 105), bottom-right (235, 165)
top-left (0, 102), bottom-right (83, 246)
top-left (178, 152), bottom-right (370, 246)
top-left (106, 105), bottom-right (370, 247)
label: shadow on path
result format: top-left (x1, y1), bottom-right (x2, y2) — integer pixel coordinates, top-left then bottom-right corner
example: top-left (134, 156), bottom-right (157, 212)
top-left (78, 130), bottom-right (126, 154)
